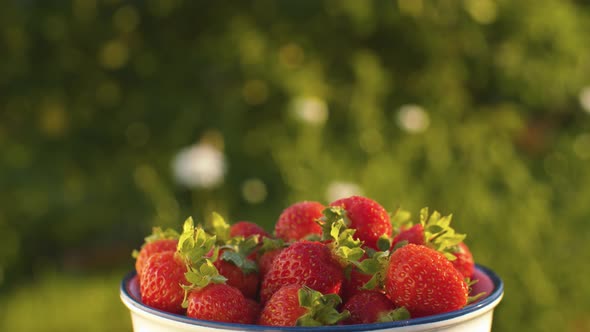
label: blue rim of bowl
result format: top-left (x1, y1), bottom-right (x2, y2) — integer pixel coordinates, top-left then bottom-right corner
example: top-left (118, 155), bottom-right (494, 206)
top-left (121, 264), bottom-right (503, 331)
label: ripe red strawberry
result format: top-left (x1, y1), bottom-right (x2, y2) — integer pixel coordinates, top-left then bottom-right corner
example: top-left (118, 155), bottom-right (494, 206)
top-left (340, 266), bottom-right (374, 302)
top-left (258, 284), bottom-right (348, 326)
top-left (213, 253), bottom-right (259, 299)
top-left (230, 221), bottom-right (270, 239)
top-left (245, 298), bottom-right (262, 324)
top-left (230, 221), bottom-right (271, 261)
top-left (135, 239), bottom-right (177, 279)
top-left (274, 201), bottom-right (324, 242)
top-left (260, 240), bottom-right (344, 303)
top-left (391, 224), bottom-right (425, 248)
top-left (259, 285), bottom-right (307, 326)
top-left (390, 208), bottom-right (471, 277)
top-left (330, 196), bottom-right (392, 250)
top-left (258, 247), bottom-right (284, 277)
top-left (342, 290), bottom-right (409, 325)
top-left (133, 227), bottom-right (179, 279)
top-left (256, 237), bottom-right (288, 278)
top-left (186, 283), bottom-right (255, 324)
top-left (139, 251), bottom-right (188, 314)
top-left (384, 244), bottom-right (468, 317)
top-left (451, 242), bottom-right (475, 279)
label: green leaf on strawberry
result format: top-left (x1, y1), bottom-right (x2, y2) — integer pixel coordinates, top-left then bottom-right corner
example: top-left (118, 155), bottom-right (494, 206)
top-left (405, 207), bottom-right (467, 261)
top-left (259, 236), bottom-right (287, 253)
top-left (319, 206), bottom-right (351, 238)
top-left (320, 208), bottom-right (365, 266)
top-left (131, 226), bottom-right (179, 258)
top-left (182, 259), bottom-right (228, 308)
top-left (390, 207), bottom-right (412, 233)
top-left (177, 217), bottom-right (218, 264)
top-left (216, 234), bottom-right (260, 274)
top-left (296, 286), bottom-right (350, 326)
top-left (420, 208), bottom-right (466, 250)
top-left (184, 260), bottom-right (227, 288)
top-left (220, 249), bottom-right (258, 274)
top-left (176, 216), bottom-right (228, 309)
top-left (209, 211), bottom-right (231, 243)
top-left (377, 307), bottom-right (411, 322)
top-left (355, 250), bottom-right (390, 291)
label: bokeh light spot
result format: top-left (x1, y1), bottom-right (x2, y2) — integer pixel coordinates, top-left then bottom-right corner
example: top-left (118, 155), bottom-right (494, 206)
top-left (291, 96), bottom-right (328, 126)
top-left (326, 182), bottom-right (363, 202)
top-left (99, 40), bottom-right (129, 70)
top-left (464, 0), bottom-right (498, 25)
top-left (171, 143), bottom-right (226, 189)
top-left (241, 178), bottom-right (268, 204)
top-left (396, 104), bottom-right (430, 133)
top-left (39, 101), bottom-right (68, 137)
top-left (579, 86), bottom-right (590, 113)
top-left (398, 0), bottom-right (423, 16)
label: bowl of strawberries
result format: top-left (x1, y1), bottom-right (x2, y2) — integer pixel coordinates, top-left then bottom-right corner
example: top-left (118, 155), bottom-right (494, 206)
top-left (120, 196), bottom-right (504, 331)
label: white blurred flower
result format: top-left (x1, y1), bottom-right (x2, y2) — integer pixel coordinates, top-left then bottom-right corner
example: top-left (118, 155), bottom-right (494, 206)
top-left (326, 181), bottom-right (363, 203)
top-left (579, 86), bottom-right (590, 113)
top-left (172, 143), bottom-right (226, 189)
top-left (291, 96), bottom-right (328, 125)
top-left (396, 104), bottom-right (430, 133)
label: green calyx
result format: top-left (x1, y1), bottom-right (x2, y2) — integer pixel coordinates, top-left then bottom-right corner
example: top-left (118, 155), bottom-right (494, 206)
top-left (219, 235), bottom-right (260, 274)
top-left (419, 208), bottom-right (466, 261)
top-left (390, 207), bottom-right (413, 233)
top-left (131, 226), bottom-right (179, 258)
top-left (355, 249), bottom-right (391, 291)
top-left (377, 307), bottom-right (411, 323)
top-left (259, 237), bottom-right (286, 254)
top-left (320, 207), bottom-right (365, 267)
top-left (176, 217), bottom-right (218, 264)
top-left (208, 212), bottom-right (231, 244)
top-left (319, 206), bottom-right (351, 241)
top-left (177, 217), bottom-right (227, 308)
top-left (296, 286), bottom-right (350, 326)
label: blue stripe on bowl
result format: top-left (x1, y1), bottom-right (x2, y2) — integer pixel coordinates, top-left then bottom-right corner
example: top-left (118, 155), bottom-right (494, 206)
top-left (120, 264), bottom-right (503, 331)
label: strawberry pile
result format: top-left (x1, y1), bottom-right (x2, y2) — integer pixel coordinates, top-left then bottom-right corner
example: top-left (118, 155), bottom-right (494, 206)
top-left (132, 195), bottom-right (484, 327)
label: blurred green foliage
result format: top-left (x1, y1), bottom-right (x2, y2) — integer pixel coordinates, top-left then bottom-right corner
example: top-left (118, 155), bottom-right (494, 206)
top-left (1, 1), bottom-right (590, 331)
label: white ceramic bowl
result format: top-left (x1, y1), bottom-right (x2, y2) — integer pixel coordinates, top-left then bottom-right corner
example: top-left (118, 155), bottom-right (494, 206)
top-left (120, 264), bottom-right (503, 332)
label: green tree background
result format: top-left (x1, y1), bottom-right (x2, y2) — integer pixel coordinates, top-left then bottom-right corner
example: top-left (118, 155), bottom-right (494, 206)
top-left (1, 1), bottom-right (590, 331)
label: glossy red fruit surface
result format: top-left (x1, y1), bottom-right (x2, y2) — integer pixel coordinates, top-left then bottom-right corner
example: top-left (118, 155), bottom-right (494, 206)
top-left (330, 196), bottom-right (392, 250)
top-left (260, 240), bottom-right (343, 303)
top-left (139, 251), bottom-right (187, 314)
top-left (135, 239), bottom-right (178, 279)
top-left (213, 258), bottom-right (259, 299)
top-left (258, 284), bottom-right (308, 326)
top-left (342, 290), bottom-right (397, 325)
top-left (452, 242), bottom-right (475, 279)
top-left (384, 244), bottom-right (468, 317)
top-left (230, 221), bottom-right (270, 239)
top-left (274, 201), bottom-right (324, 242)
top-left (391, 224), bottom-right (425, 248)
top-left (186, 283), bottom-right (254, 324)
